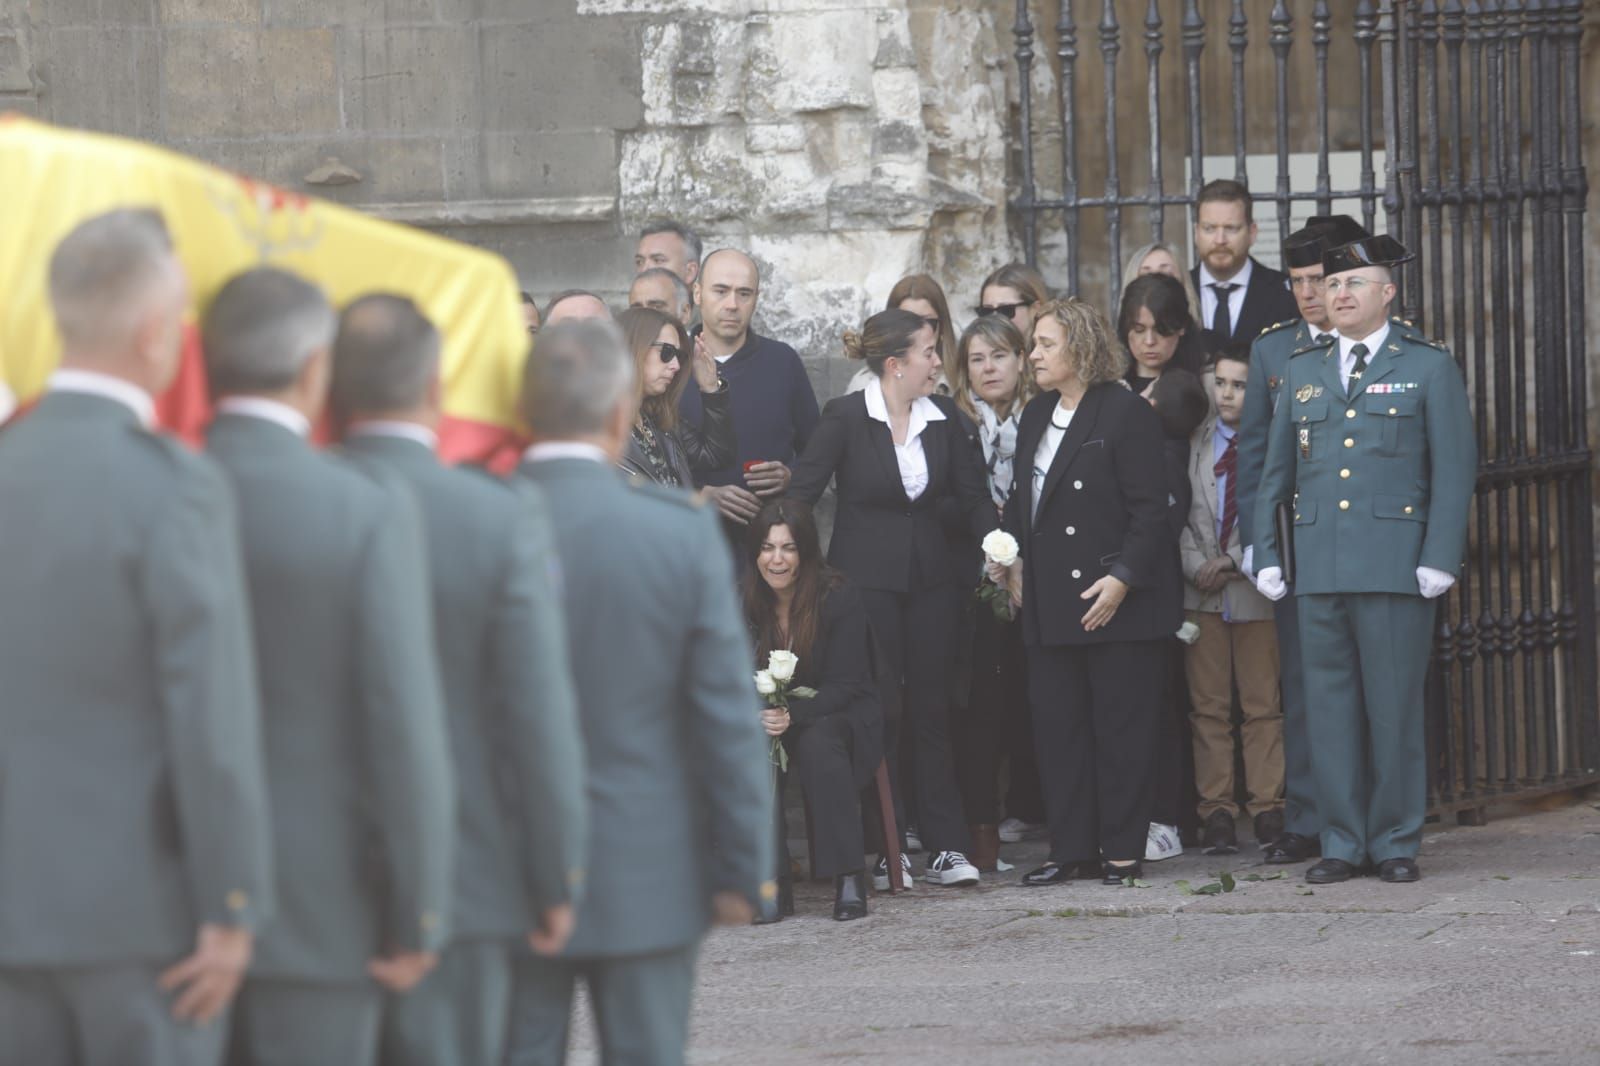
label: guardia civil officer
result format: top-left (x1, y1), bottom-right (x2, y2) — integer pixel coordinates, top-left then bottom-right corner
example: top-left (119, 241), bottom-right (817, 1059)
top-left (0, 212), bottom-right (273, 1066)
top-left (202, 269), bottom-right (456, 1064)
top-left (1252, 235), bottom-right (1476, 884)
top-left (507, 319), bottom-right (772, 1066)
top-left (331, 295), bottom-right (589, 1066)
top-left (1237, 214), bottom-right (1368, 864)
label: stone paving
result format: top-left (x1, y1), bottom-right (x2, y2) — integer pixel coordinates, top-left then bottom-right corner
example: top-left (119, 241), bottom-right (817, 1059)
top-left (564, 792), bottom-right (1600, 1065)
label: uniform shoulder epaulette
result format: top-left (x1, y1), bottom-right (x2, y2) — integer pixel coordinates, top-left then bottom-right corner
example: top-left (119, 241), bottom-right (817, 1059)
top-left (1413, 334), bottom-right (1449, 351)
top-left (1289, 330), bottom-right (1335, 357)
top-left (633, 481), bottom-right (706, 511)
top-left (1258, 319), bottom-right (1297, 338)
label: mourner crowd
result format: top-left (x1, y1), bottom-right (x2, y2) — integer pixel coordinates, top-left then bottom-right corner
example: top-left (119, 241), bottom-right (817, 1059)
top-left (0, 178), bottom-right (1475, 1066)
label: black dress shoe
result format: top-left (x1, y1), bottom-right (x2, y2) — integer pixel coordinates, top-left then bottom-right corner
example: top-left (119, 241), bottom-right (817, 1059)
top-left (1253, 809), bottom-right (1285, 846)
top-left (1021, 861), bottom-right (1096, 886)
top-left (1101, 861), bottom-right (1142, 886)
top-left (833, 871), bottom-right (869, 920)
top-left (1201, 809), bottom-right (1239, 855)
top-left (1262, 832), bottom-right (1321, 864)
top-left (1377, 857), bottom-right (1421, 883)
top-left (1305, 858), bottom-right (1359, 884)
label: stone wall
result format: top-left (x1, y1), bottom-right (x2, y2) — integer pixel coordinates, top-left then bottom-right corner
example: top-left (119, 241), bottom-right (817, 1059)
top-left (0, 0), bottom-right (1015, 401)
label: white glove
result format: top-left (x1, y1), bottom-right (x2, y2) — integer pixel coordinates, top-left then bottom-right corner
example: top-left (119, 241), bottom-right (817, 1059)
top-left (1241, 545), bottom-right (1255, 582)
top-left (1417, 566), bottom-right (1456, 599)
top-left (1255, 566), bottom-right (1287, 602)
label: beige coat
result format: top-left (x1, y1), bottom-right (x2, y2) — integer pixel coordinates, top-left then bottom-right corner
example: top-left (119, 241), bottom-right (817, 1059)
top-left (1181, 416), bottom-right (1276, 621)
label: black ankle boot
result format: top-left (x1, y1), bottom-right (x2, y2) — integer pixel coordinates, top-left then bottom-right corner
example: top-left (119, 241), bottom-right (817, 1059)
top-left (779, 875), bottom-right (796, 917)
top-left (833, 870), bottom-right (868, 921)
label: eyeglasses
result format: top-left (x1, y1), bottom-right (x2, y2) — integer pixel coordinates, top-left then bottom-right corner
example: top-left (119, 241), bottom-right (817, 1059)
top-left (1322, 276), bottom-right (1381, 296)
top-left (651, 341), bottom-right (682, 364)
top-left (975, 300), bottom-right (1033, 320)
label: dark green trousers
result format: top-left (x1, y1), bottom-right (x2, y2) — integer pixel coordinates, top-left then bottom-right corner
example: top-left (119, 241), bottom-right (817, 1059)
top-left (1274, 591), bottom-right (1320, 838)
top-left (506, 943), bottom-right (699, 1066)
top-left (381, 938), bottom-right (514, 1066)
top-left (1298, 592), bottom-right (1435, 865)
top-left (227, 977), bottom-right (380, 1066)
top-left (0, 964), bottom-right (228, 1066)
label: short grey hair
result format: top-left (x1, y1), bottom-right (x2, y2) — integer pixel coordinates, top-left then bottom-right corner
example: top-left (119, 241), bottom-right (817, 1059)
top-left (48, 208), bottom-right (179, 350)
top-left (520, 318), bottom-right (635, 439)
top-left (330, 293), bottom-right (440, 416)
top-left (640, 219), bottom-right (702, 265)
top-left (202, 268), bottom-right (335, 395)
top-left (632, 267), bottom-right (692, 315)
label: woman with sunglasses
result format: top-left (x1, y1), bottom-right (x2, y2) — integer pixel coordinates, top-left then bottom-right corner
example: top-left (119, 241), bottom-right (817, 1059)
top-left (616, 306), bottom-right (734, 488)
top-left (976, 262), bottom-right (1051, 343)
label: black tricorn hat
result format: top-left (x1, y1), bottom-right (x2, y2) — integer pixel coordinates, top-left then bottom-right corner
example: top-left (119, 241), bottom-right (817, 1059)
top-left (1283, 215), bottom-right (1370, 268)
top-left (1322, 233), bottom-right (1414, 276)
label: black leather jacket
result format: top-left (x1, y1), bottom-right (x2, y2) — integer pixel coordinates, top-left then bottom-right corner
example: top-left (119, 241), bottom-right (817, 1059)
top-left (618, 385), bottom-right (735, 487)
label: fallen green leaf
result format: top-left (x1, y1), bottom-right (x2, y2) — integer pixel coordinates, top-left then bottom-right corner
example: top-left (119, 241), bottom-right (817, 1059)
top-left (1194, 882), bottom-right (1224, 895)
top-left (1296, 887), bottom-right (1315, 896)
top-left (1173, 879), bottom-right (1194, 895)
top-left (1131, 878), bottom-right (1153, 889)
top-left (1219, 871), bottom-right (1237, 893)
top-left (1493, 875), bottom-right (1511, 881)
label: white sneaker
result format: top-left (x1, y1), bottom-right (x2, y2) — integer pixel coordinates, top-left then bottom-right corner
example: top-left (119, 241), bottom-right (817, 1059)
top-left (904, 824), bottom-right (924, 854)
top-left (925, 850), bottom-right (981, 887)
top-left (872, 853), bottom-right (913, 891)
top-left (1145, 822), bottom-right (1183, 862)
top-left (998, 817), bottom-right (1047, 843)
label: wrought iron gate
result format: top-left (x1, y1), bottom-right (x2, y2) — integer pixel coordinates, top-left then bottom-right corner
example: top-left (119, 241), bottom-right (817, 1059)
top-left (1008, 0), bottom-right (1597, 812)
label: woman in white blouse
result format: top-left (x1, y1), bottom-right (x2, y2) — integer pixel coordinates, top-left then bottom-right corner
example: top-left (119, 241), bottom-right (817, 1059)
top-left (788, 308), bottom-right (994, 891)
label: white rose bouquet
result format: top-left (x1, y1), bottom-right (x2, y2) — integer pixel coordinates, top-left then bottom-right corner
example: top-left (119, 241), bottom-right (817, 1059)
top-left (754, 650), bottom-right (816, 773)
top-left (976, 529), bottom-right (1020, 621)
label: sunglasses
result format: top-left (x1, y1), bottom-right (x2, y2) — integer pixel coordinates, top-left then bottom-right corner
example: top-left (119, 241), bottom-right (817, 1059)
top-left (651, 341), bottom-right (682, 364)
top-left (975, 300), bottom-right (1033, 320)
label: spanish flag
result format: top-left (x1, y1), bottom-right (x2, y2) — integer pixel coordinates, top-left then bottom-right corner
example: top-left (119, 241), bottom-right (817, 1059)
top-left (0, 115), bottom-right (529, 463)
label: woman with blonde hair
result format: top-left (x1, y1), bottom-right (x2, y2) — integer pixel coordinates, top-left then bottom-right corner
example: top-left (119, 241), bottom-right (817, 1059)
top-left (989, 298), bottom-right (1182, 887)
top-left (1122, 241), bottom-right (1203, 325)
top-left (949, 315), bottom-right (1048, 864)
top-left (615, 306), bottom-right (734, 487)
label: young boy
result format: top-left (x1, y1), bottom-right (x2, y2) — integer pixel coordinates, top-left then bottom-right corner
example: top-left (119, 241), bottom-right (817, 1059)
top-left (1180, 344), bottom-right (1283, 855)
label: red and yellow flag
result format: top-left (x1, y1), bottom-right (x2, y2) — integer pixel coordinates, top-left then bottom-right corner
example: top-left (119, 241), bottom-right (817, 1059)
top-left (0, 115), bottom-right (528, 461)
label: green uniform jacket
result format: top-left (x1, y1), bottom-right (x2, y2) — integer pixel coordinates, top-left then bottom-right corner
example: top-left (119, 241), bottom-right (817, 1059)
top-left (208, 413), bottom-right (455, 979)
top-left (0, 393), bottom-right (272, 965)
top-left (343, 433), bottom-right (587, 940)
top-left (517, 458), bottom-right (773, 959)
top-left (1238, 315), bottom-right (1422, 550)
top-left (1252, 327), bottom-right (1477, 595)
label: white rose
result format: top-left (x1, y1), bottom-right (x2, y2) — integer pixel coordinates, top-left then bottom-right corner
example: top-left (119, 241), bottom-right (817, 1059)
top-left (981, 529), bottom-right (1020, 568)
top-left (767, 650), bottom-right (798, 683)
top-left (754, 670), bottom-right (778, 696)
top-left (1175, 621), bottom-right (1201, 646)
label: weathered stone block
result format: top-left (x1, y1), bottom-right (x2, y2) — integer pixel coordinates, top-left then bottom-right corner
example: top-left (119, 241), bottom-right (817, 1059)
top-left (745, 11), bottom-right (873, 117)
top-left (479, 19), bottom-right (642, 133)
top-left (264, 0), bottom-right (434, 26)
top-left (180, 135), bottom-right (447, 204)
top-left (161, 0), bottom-right (255, 24)
top-left (445, 129), bottom-right (618, 201)
top-left (873, 8), bottom-right (915, 69)
top-left (43, 27), bottom-right (160, 138)
top-left (745, 122), bottom-right (805, 154)
top-left (871, 67), bottom-right (922, 125)
top-left (337, 24), bottom-right (478, 134)
top-left (872, 120), bottom-right (922, 158)
top-left (163, 27), bottom-right (339, 139)
top-left (33, 0), bottom-right (156, 27)
top-left (0, 29), bottom-right (31, 92)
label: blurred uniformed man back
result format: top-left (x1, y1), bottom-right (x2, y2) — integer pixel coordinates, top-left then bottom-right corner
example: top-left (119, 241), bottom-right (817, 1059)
top-left (1252, 235), bottom-right (1476, 885)
top-left (506, 319), bottom-right (773, 1066)
top-left (331, 294), bottom-right (589, 1066)
top-left (201, 269), bottom-right (456, 1066)
top-left (0, 209), bottom-right (273, 1065)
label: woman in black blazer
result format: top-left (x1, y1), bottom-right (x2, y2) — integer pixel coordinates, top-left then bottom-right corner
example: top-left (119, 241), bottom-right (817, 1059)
top-left (991, 298), bottom-right (1183, 885)
top-left (744, 500), bottom-right (882, 921)
top-left (789, 308), bottom-right (994, 889)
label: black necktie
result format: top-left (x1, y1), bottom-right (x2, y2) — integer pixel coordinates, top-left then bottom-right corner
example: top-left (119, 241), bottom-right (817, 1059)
top-left (1347, 342), bottom-right (1369, 391)
top-left (1210, 282), bottom-right (1240, 338)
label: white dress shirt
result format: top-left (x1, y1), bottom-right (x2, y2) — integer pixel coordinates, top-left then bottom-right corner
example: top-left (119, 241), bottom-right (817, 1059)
top-left (1198, 258), bottom-right (1254, 336)
top-left (864, 377), bottom-right (945, 502)
top-left (1030, 402), bottom-right (1074, 522)
top-left (216, 396), bottom-right (311, 438)
top-left (346, 420), bottom-right (439, 451)
top-left (47, 368), bottom-right (156, 428)
top-left (524, 441), bottom-right (609, 465)
top-left (1338, 322), bottom-right (1390, 392)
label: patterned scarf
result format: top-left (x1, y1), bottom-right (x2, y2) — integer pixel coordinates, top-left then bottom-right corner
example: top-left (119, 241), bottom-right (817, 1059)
top-left (971, 393), bottom-right (1020, 510)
